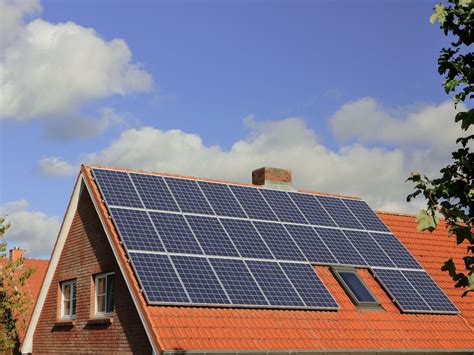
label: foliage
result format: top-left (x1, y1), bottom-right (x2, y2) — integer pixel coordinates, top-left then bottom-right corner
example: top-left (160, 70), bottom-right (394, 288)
top-left (407, 0), bottom-right (473, 296)
top-left (0, 217), bottom-right (35, 352)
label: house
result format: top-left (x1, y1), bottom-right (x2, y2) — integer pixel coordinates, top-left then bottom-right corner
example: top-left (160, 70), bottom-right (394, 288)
top-left (0, 248), bottom-right (48, 351)
top-left (22, 165), bottom-right (474, 354)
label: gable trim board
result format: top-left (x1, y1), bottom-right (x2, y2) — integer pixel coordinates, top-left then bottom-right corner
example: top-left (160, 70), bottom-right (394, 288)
top-left (21, 169), bottom-right (160, 354)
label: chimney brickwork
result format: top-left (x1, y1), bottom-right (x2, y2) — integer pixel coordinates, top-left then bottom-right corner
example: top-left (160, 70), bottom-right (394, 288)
top-left (9, 247), bottom-right (25, 262)
top-left (252, 167), bottom-right (292, 186)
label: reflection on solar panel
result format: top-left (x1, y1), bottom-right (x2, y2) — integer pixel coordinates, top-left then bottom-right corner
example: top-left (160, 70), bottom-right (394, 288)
top-left (148, 212), bottom-right (203, 254)
top-left (110, 207), bottom-right (165, 252)
top-left (198, 181), bottom-right (247, 218)
top-left (246, 261), bottom-right (304, 307)
top-left (285, 225), bottom-right (337, 264)
top-left (130, 173), bottom-right (180, 212)
top-left (164, 177), bottom-right (214, 215)
top-left (171, 255), bottom-right (230, 305)
top-left (314, 227), bottom-right (366, 266)
top-left (316, 195), bottom-right (364, 229)
top-left (210, 258), bottom-right (268, 306)
top-left (253, 222), bottom-right (306, 261)
top-left (342, 199), bottom-right (389, 232)
top-left (402, 271), bottom-right (458, 313)
top-left (280, 263), bottom-right (338, 309)
top-left (288, 193), bottom-right (336, 227)
top-left (185, 215), bottom-right (239, 257)
top-left (130, 252), bottom-right (190, 303)
top-left (229, 185), bottom-right (278, 221)
top-left (343, 230), bottom-right (395, 267)
top-left (373, 269), bottom-right (431, 312)
top-left (220, 219), bottom-right (274, 260)
top-left (370, 233), bottom-right (422, 270)
top-left (259, 189), bottom-right (307, 224)
top-left (93, 169), bottom-right (143, 208)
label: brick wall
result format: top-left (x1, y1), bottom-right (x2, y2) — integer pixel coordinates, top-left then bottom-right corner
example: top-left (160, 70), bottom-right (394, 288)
top-left (32, 190), bottom-right (152, 354)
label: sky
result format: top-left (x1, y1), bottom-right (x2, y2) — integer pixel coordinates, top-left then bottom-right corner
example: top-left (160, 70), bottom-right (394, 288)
top-left (0, 0), bottom-right (464, 258)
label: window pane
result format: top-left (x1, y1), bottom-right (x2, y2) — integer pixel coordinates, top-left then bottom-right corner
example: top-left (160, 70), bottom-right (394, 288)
top-left (97, 294), bottom-right (106, 313)
top-left (97, 277), bottom-right (106, 296)
top-left (71, 298), bottom-right (77, 316)
top-left (339, 271), bottom-right (376, 303)
top-left (63, 299), bottom-right (70, 316)
top-left (106, 275), bottom-right (115, 313)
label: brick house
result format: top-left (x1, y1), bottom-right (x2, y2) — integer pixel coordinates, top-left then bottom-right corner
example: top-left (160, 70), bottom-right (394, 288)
top-left (22, 165), bottom-right (474, 354)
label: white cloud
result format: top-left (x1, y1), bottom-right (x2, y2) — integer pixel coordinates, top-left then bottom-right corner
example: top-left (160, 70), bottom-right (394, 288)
top-left (1, 200), bottom-right (59, 258)
top-left (0, 0), bottom-right (41, 47)
top-left (38, 157), bottom-right (76, 177)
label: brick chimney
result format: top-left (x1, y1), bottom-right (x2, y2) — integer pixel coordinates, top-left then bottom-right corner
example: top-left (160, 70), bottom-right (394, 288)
top-left (252, 167), bottom-right (293, 190)
top-left (9, 247), bottom-right (25, 262)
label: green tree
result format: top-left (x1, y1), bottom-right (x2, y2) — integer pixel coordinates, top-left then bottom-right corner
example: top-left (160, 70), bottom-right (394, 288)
top-left (0, 217), bottom-right (35, 352)
top-left (407, 0), bottom-right (473, 296)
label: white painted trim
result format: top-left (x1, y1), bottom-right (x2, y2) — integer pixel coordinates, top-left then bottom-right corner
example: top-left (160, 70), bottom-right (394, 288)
top-left (60, 279), bottom-right (77, 320)
top-left (22, 174), bottom-right (84, 353)
top-left (94, 272), bottom-right (115, 316)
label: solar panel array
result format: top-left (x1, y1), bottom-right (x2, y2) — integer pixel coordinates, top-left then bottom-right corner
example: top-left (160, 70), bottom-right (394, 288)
top-left (92, 168), bottom-right (457, 313)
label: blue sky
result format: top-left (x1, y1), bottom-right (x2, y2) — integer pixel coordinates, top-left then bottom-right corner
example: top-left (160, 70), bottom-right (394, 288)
top-left (0, 0), bottom-right (462, 258)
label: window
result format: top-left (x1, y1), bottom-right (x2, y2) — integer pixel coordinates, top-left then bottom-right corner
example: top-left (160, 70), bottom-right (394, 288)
top-left (94, 272), bottom-right (115, 316)
top-left (61, 279), bottom-right (77, 319)
top-left (332, 267), bottom-right (381, 309)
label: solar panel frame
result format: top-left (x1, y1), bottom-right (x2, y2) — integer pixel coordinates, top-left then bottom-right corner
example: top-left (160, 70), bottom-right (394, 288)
top-left (288, 192), bottom-right (337, 227)
top-left (316, 195), bottom-right (364, 230)
top-left (341, 198), bottom-right (390, 232)
top-left (259, 189), bottom-right (308, 224)
top-left (164, 177), bottom-right (215, 215)
top-left (198, 181), bottom-right (248, 218)
top-left (130, 172), bottom-right (180, 212)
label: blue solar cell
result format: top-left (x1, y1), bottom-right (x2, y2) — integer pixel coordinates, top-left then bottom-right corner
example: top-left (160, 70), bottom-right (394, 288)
top-left (220, 219), bottom-right (274, 259)
top-left (373, 268), bottom-right (431, 312)
top-left (343, 230), bottom-right (395, 267)
top-left (110, 207), bottom-right (165, 252)
top-left (130, 173), bottom-right (180, 212)
top-left (280, 263), bottom-right (338, 309)
top-left (370, 233), bottom-right (422, 269)
top-left (148, 212), bottom-right (203, 254)
top-left (92, 168), bottom-right (143, 208)
top-left (284, 224), bottom-right (337, 264)
top-left (198, 181), bottom-right (247, 218)
top-left (315, 195), bottom-right (364, 229)
top-left (288, 193), bottom-right (336, 227)
top-left (259, 189), bottom-right (307, 224)
top-left (171, 255), bottom-right (230, 305)
top-left (185, 215), bottom-right (239, 257)
top-left (342, 199), bottom-right (390, 232)
top-left (253, 222), bottom-right (307, 261)
top-left (246, 261), bottom-right (304, 307)
top-left (402, 271), bottom-right (458, 313)
top-left (130, 252), bottom-right (190, 303)
top-left (229, 185), bottom-right (278, 221)
top-left (164, 177), bottom-right (214, 215)
top-left (210, 258), bottom-right (268, 306)
top-left (314, 227), bottom-right (366, 266)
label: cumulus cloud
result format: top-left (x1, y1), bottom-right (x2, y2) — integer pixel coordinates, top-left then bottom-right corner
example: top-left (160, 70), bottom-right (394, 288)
top-left (0, 0), bottom-right (152, 139)
top-left (1, 200), bottom-right (60, 258)
top-left (38, 157), bottom-right (76, 177)
top-left (0, 0), bottom-right (41, 47)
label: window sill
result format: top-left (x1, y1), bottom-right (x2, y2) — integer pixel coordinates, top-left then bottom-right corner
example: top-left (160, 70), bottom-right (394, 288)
top-left (54, 319), bottom-right (75, 327)
top-left (87, 316), bottom-right (113, 325)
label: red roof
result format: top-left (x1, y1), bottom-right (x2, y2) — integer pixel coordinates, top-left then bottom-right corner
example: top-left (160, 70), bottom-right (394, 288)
top-left (76, 166), bottom-right (474, 351)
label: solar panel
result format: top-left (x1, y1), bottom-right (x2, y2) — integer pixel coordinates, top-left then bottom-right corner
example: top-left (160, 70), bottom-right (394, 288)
top-left (246, 261), bottom-right (304, 307)
top-left (280, 263), bottom-right (338, 309)
top-left (314, 227), bottom-right (366, 266)
top-left (220, 219), bottom-right (274, 259)
top-left (229, 185), bottom-right (278, 221)
top-left (209, 258), bottom-right (268, 306)
top-left (259, 189), bottom-right (307, 224)
top-left (110, 207), bottom-right (165, 252)
top-left (343, 230), bottom-right (395, 267)
top-left (370, 233), bottom-right (422, 270)
top-left (372, 268), bottom-right (431, 312)
top-left (185, 215), bottom-right (240, 257)
top-left (92, 168), bottom-right (143, 208)
top-left (171, 255), bottom-right (230, 305)
top-left (288, 192), bottom-right (336, 227)
top-left (402, 271), bottom-right (458, 313)
top-left (342, 198), bottom-right (390, 232)
top-left (285, 224), bottom-right (337, 264)
top-left (253, 222), bottom-right (307, 261)
top-left (316, 195), bottom-right (364, 229)
top-left (148, 212), bottom-right (203, 254)
top-left (164, 177), bottom-right (214, 215)
top-left (130, 252), bottom-right (190, 304)
top-left (198, 181), bottom-right (247, 218)
top-left (130, 173), bottom-right (180, 212)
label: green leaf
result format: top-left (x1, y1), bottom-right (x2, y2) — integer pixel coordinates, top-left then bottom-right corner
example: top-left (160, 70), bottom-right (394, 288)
top-left (416, 210), bottom-right (439, 232)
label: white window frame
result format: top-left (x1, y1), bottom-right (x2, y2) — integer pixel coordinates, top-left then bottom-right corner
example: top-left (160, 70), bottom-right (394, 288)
top-left (94, 272), bottom-right (115, 316)
top-left (60, 279), bottom-right (76, 320)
